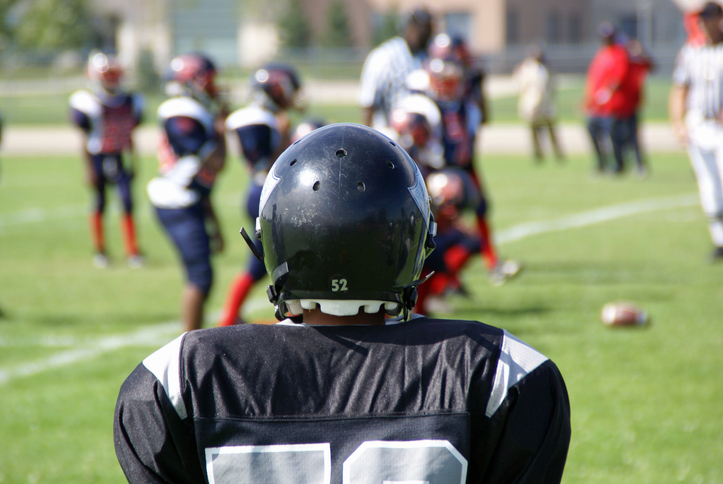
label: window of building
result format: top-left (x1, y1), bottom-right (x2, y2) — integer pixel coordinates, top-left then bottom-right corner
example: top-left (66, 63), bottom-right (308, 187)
top-left (546, 10), bottom-right (560, 44)
top-left (619, 15), bottom-right (637, 39)
top-left (568, 12), bottom-right (582, 43)
top-left (506, 7), bottom-right (519, 45)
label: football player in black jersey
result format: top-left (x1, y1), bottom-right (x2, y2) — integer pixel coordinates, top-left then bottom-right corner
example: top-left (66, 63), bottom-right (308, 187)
top-left (114, 123), bottom-right (571, 483)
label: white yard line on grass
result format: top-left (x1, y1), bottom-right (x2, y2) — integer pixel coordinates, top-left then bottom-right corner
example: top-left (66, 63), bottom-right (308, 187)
top-left (496, 193), bottom-right (700, 244)
top-left (0, 193), bottom-right (700, 385)
top-left (0, 205), bottom-right (87, 228)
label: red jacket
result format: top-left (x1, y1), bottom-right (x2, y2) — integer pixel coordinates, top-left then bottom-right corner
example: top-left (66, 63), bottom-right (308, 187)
top-left (584, 44), bottom-right (629, 116)
top-left (615, 56), bottom-right (652, 118)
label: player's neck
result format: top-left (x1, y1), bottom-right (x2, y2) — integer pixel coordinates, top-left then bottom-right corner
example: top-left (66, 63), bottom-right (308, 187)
top-left (302, 309), bottom-right (386, 326)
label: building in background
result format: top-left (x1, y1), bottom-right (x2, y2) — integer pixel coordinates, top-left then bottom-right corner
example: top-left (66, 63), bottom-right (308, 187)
top-left (85, 0), bottom-right (688, 75)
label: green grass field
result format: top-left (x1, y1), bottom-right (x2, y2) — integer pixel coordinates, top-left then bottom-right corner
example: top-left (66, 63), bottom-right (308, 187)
top-left (1, 144), bottom-right (721, 482)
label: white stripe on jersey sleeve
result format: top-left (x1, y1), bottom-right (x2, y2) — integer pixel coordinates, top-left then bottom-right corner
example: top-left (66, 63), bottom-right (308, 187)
top-left (157, 97), bottom-right (215, 133)
top-left (485, 330), bottom-right (549, 418)
top-left (225, 105), bottom-right (278, 131)
top-left (69, 90), bottom-right (101, 117)
top-left (142, 333), bottom-right (188, 420)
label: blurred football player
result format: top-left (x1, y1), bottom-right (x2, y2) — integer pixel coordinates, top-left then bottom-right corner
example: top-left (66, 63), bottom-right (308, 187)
top-left (359, 6), bottom-right (434, 129)
top-left (513, 43), bottom-right (564, 162)
top-left (69, 52), bottom-right (144, 268)
top-left (429, 32), bottom-right (489, 128)
top-left (414, 168), bottom-right (523, 315)
top-left (114, 123), bottom-right (571, 483)
top-left (218, 64), bottom-right (304, 326)
top-left (388, 89), bottom-right (444, 177)
top-left (424, 50), bottom-right (520, 285)
top-left (146, 53), bottom-right (228, 332)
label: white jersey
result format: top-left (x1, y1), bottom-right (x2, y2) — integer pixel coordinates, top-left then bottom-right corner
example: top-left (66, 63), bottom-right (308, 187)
top-left (359, 37), bottom-right (424, 129)
top-left (673, 42), bottom-right (723, 128)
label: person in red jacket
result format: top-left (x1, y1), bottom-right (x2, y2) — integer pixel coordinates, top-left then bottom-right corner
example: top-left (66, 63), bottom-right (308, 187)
top-left (584, 22), bottom-right (630, 174)
top-left (614, 39), bottom-right (655, 176)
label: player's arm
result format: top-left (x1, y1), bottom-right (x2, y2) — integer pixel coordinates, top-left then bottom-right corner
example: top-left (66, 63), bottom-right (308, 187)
top-left (482, 357), bottom-right (571, 483)
top-left (669, 83), bottom-right (690, 144)
top-left (362, 106), bottom-right (375, 127)
top-left (114, 359), bottom-right (204, 482)
top-left (358, 49), bottom-right (383, 127)
top-left (202, 195), bottom-right (224, 254)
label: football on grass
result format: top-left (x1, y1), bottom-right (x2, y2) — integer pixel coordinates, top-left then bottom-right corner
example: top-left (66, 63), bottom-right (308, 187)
top-left (600, 302), bottom-right (649, 327)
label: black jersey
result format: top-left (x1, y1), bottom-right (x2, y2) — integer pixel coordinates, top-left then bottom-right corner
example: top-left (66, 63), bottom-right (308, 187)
top-left (114, 317), bottom-right (570, 483)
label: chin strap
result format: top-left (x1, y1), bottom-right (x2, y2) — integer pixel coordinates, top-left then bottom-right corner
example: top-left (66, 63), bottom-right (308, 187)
top-left (240, 227), bottom-right (264, 262)
top-left (266, 262), bottom-right (290, 321)
top-left (400, 271), bottom-right (434, 321)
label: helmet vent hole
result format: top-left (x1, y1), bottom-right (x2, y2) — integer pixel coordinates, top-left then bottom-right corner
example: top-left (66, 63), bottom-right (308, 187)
top-left (387, 160), bottom-right (395, 169)
top-left (313, 181), bottom-right (320, 191)
top-left (336, 149), bottom-right (347, 158)
top-left (357, 182), bottom-right (365, 192)
top-left (290, 159), bottom-right (297, 166)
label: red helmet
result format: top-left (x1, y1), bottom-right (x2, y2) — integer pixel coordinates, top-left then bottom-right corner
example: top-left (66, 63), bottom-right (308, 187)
top-left (426, 167), bottom-right (481, 220)
top-left (251, 64), bottom-right (303, 110)
top-left (167, 53), bottom-right (218, 98)
top-left (390, 109), bottom-right (433, 149)
top-left (426, 58), bottom-right (465, 102)
top-left (87, 52), bottom-right (123, 93)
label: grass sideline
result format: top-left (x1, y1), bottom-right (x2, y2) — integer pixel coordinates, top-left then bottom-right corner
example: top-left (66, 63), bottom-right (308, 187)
top-left (0, 76), bottom-right (673, 126)
top-left (1, 148), bottom-right (722, 483)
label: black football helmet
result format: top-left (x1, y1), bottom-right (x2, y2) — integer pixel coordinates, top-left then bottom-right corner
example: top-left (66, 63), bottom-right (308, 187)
top-left (255, 123), bottom-right (436, 320)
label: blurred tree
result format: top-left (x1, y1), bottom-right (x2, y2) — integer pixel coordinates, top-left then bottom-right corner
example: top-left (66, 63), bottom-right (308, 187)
top-left (13, 0), bottom-right (99, 51)
top-left (0, 0), bottom-right (21, 50)
top-left (323, 0), bottom-right (352, 48)
top-left (279, 0), bottom-right (312, 49)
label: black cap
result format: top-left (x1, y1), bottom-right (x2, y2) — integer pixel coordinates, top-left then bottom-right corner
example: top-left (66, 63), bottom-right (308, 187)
top-left (699, 1), bottom-right (723, 18)
top-left (400, 6), bottom-right (433, 29)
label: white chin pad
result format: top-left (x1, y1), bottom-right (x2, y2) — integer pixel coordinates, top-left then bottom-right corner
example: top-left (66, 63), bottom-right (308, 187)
top-left (289, 300), bottom-right (400, 317)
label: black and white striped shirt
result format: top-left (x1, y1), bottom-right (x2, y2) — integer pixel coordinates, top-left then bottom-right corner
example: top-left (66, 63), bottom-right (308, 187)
top-left (359, 37), bottom-right (425, 128)
top-left (673, 42), bottom-right (723, 120)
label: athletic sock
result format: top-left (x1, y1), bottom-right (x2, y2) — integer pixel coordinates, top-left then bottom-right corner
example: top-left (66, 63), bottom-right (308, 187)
top-left (477, 216), bottom-right (498, 270)
top-left (444, 245), bottom-right (472, 274)
top-left (90, 212), bottom-right (105, 254)
top-left (218, 272), bottom-right (255, 327)
top-left (121, 213), bottom-right (139, 256)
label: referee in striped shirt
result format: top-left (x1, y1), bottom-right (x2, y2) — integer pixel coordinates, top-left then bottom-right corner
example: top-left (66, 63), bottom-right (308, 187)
top-left (670, 1), bottom-right (723, 262)
top-left (359, 7), bottom-right (434, 129)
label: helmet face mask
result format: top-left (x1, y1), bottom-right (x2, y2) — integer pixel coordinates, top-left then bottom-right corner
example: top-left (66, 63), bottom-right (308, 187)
top-left (88, 52), bottom-right (123, 94)
top-left (390, 109), bottom-right (432, 150)
top-left (167, 54), bottom-right (218, 99)
top-left (256, 124), bottom-right (435, 320)
top-left (252, 64), bottom-right (303, 111)
top-left (427, 58), bottom-right (465, 102)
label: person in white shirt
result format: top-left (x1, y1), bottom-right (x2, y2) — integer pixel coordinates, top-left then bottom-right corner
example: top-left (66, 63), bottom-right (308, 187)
top-left (514, 44), bottom-right (564, 162)
top-left (358, 7), bottom-right (434, 129)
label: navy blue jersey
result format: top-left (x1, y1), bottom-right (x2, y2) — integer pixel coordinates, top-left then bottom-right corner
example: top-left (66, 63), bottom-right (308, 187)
top-left (69, 89), bottom-right (143, 155)
top-left (226, 105), bottom-right (281, 178)
top-left (437, 100), bottom-right (476, 169)
top-left (114, 318), bottom-right (570, 483)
